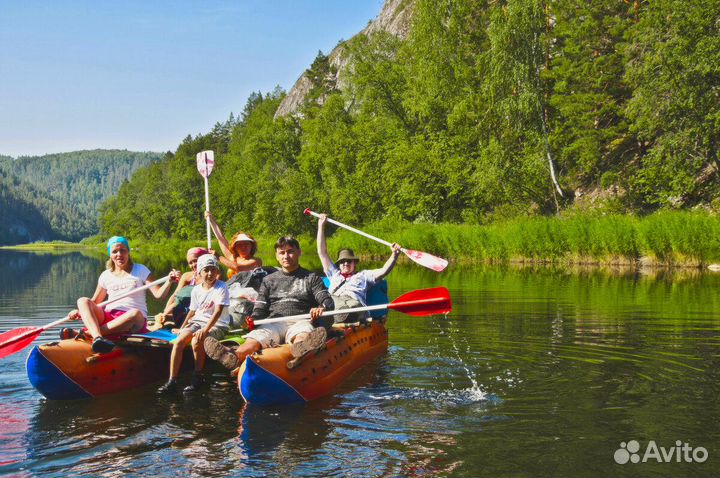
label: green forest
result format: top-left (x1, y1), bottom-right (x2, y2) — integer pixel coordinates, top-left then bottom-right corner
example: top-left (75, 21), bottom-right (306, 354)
top-left (98, 0), bottom-right (720, 247)
top-left (0, 150), bottom-right (162, 244)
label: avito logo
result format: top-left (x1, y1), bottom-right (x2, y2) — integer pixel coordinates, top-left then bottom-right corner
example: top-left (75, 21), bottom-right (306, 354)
top-left (614, 440), bottom-right (708, 464)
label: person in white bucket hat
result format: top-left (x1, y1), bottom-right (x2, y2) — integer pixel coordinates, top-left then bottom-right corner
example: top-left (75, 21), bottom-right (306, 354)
top-left (158, 252), bottom-right (231, 395)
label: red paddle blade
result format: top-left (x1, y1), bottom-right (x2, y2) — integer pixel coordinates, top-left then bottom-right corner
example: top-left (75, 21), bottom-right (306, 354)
top-left (388, 287), bottom-right (452, 316)
top-left (402, 249), bottom-right (448, 272)
top-left (0, 327), bottom-right (42, 359)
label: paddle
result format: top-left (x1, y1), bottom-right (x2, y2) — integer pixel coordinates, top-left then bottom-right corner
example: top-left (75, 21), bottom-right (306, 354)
top-left (245, 286), bottom-right (451, 330)
top-left (304, 208), bottom-right (448, 272)
top-left (0, 275), bottom-right (172, 359)
top-left (197, 150), bottom-right (215, 250)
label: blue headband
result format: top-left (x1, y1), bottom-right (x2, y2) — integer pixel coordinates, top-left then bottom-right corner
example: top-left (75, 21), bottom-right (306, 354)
top-left (107, 236), bottom-right (129, 255)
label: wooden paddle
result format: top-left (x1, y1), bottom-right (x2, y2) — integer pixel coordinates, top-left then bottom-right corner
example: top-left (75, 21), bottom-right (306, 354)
top-left (0, 275), bottom-right (172, 359)
top-left (245, 287), bottom-right (451, 330)
top-left (304, 208), bottom-right (448, 272)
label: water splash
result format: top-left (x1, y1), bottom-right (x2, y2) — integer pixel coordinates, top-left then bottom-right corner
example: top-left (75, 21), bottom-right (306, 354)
top-left (440, 317), bottom-right (489, 401)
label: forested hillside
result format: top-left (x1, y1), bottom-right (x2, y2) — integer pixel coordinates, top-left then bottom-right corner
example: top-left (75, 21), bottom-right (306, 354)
top-left (0, 168), bottom-right (55, 244)
top-left (100, 0), bottom-right (720, 240)
top-left (0, 150), bottom-right (162, 244)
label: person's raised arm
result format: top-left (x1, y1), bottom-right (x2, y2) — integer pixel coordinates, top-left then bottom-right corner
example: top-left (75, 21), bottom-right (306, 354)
top-left (316, 214), bottom-right (334, 274)
top-left (373, 243), bottom-right (402, 281)
top-left (205, 211), bottom-right (234, 262)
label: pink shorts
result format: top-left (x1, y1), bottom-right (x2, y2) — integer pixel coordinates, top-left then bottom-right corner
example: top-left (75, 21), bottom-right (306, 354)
top-left (100, 309), bottom-right (149, 334)
top-left (101, 309), bottom-right (128, 325)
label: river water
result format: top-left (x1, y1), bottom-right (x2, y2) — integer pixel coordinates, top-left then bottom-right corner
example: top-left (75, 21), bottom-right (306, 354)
top-left (0, 249), bottom-right (718, 477)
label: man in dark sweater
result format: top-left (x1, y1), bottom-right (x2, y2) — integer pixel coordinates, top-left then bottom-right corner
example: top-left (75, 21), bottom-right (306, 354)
top-left (205, 236), bottom-right (333, 370)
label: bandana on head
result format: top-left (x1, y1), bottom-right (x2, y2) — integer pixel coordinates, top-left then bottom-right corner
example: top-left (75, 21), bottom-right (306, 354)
top-left (107, 236), bottom-right (129, 255)
top-left (197, 254), bottom-right (219, 271)
top-left (187, 247), bottom-right (209, 258)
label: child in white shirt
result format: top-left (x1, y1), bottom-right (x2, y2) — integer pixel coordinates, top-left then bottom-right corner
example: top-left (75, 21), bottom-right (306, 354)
top-left (158, 254), bottom-right (230, 394)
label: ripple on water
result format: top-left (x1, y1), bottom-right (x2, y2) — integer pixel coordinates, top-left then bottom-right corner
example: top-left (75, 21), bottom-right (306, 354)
top-left (368, 385), bottom-right (493, 407)
top-left (3, 252), bottom-right (720, 478)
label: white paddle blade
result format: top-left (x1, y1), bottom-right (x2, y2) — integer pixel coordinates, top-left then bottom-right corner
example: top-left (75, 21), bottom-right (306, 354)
top-left (196, 150), bottom-right (215, 178)
top-left (402, 249), bottom-right (448, 272)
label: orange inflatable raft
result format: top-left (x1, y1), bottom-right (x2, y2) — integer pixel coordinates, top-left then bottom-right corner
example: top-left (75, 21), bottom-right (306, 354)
top-left (238, 319), bottom-right (389, 406)
top-left (26, 330), bottom-right (184, 400)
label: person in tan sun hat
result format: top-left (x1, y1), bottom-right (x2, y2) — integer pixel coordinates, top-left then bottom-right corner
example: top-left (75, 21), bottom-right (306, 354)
top-left (205, 210), bottom-right (262, 278)
top-left (316, 214), bottom-right (401, 326)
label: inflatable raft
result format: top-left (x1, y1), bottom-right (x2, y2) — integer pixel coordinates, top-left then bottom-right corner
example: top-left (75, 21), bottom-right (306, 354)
top-left (26, 329), bottom-right (183, 400)
top-left (237, 279), bottom-right (390, 406)
top-left (26, 280), bottom-right (398, 402)
top-left (238, 319), bottom-right (389, 406)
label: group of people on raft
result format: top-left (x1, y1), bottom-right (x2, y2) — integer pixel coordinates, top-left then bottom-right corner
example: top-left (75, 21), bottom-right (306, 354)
top-left (62, 212), bottom-right (402, 394)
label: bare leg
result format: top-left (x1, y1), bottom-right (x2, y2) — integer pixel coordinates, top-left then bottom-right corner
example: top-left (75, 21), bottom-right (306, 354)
top-left (191, 334), bottom-right (206, 372)
top-left (169, 329), bottom-right (193, 379)
top-left (76, 297), bottom-right (106, 339)
top-left (99, 308), bottom-right (146, 335)
top-left (234, 338), bottom-right (262, 363)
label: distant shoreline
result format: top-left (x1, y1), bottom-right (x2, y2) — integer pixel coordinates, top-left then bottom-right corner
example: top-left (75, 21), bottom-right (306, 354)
top-left (0, 241), bottom-right (91, 250)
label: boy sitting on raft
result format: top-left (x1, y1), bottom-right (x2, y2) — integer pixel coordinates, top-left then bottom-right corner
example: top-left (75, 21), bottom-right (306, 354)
top-left (158, 254), bottom-right (231, 394)
top-left (204, 236), bottom-right (333, 371)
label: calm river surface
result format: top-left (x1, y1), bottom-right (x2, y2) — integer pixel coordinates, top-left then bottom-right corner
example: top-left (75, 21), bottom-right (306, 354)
top-left (0, 249), bottom-right (718, 477)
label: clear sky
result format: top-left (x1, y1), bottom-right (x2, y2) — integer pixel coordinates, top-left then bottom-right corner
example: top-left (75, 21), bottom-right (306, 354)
top-left (0, 0), bottom-right (384, 158)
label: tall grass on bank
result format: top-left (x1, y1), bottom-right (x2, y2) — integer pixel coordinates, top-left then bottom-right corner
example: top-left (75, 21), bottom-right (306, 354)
top-left (22, 211), bottom-right (720, 269)
top-left (324, 211), bottom-right (720, 267)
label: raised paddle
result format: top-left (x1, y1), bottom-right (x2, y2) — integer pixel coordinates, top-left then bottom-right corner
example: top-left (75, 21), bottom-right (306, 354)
top-left (245, 286), bottom-right (451, 330)
top-left (197, 150), bottom-right (215, 250)
top-left (0, 275), bottom-right (172, 359)
top-left (303, 208), bottom-right (449, 272)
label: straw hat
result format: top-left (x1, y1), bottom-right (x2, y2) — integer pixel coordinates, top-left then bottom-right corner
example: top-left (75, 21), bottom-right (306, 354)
top-left (230, 231), bottom-right (257, 257)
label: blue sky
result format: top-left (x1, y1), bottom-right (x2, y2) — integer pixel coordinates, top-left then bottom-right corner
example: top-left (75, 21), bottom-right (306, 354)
top-left (0, 0), bottom-right (384, 158)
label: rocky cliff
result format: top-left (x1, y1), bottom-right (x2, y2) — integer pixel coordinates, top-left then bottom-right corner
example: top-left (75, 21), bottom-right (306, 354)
top-left (274, 0), bottom-right (414, 119)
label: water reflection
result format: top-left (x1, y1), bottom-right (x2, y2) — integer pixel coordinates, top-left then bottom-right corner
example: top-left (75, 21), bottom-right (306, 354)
top-left (1, 249), bottom-right (720, 477)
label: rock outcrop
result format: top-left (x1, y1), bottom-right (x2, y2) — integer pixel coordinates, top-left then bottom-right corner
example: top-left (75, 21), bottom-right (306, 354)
top-left (274, 0), bottom-right (414, 119)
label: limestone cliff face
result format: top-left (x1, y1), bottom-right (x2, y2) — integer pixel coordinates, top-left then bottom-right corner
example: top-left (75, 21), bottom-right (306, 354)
top-left (274, 0), bottom-right (414, 119)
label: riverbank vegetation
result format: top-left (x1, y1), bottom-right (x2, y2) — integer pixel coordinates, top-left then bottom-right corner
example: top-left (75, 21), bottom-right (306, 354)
top-left (327, 210), bottom-right (720, 267)
top-left (78, 210), bottom-right (720, 269)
